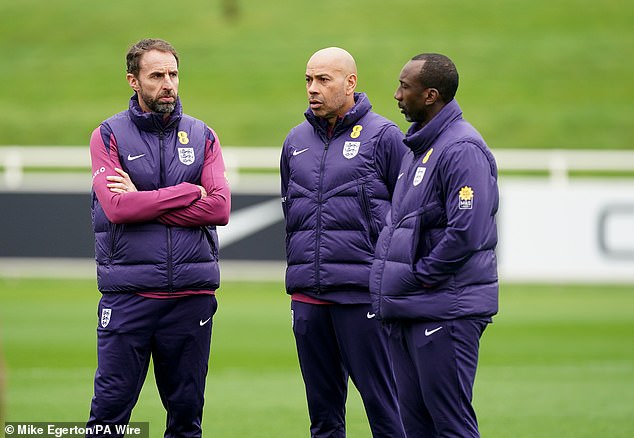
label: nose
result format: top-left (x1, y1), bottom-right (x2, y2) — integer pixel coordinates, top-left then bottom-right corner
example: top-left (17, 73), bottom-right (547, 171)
top-left (307, 80), bottom-right (318, 95)
top-left (394, 88), bottom-right (402, 101)
top-left (163, 76), bottom-right (175, 89)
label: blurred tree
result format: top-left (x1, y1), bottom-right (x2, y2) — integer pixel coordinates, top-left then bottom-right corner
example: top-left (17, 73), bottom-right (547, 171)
top-left (222, 0), bottom-right (239, 20)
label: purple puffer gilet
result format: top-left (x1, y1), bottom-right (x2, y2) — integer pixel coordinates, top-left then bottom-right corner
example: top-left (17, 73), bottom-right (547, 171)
top-left (282, 93), bottom-right (401, 301)
top-left (91, 95), bottom-right (220, 293)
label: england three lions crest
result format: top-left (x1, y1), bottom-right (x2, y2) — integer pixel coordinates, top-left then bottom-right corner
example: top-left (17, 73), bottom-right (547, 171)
top-left (178, 148), bottom-right (195, 165)
top-left (101, 308), bottom-right (112, 328)
top-left (413, 167), bottom-right (426, 186)
top-left (343, 141), bottom-right (360, 159)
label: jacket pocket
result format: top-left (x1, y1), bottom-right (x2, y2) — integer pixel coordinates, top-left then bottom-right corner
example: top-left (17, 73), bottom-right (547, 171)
top-left (412, 201), bottom-right (445, 262)
top-left (108, 223), bottom-right (122, 262)
top-left (358, 184), bottom-right (379, 241)
top-left (201, 226), bottom-right (219, 260)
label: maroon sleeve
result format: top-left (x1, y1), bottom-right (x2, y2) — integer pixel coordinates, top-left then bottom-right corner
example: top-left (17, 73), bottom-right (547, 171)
top-left (90, 126), bottom-right (202, 224)
top-left (157, 128), bottom-right (231, 227)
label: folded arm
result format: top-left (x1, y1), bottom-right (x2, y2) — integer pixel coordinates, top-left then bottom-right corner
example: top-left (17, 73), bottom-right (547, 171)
top-left (156, 128), bottom-right (231, 227)
top-left (90, 126), bottom-right (203, 224)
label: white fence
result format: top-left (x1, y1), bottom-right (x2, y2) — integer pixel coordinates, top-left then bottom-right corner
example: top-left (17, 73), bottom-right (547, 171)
top-left (0, 146), bottom-right (282, 193)
top-left (2, 146), bottom-right (634, 193)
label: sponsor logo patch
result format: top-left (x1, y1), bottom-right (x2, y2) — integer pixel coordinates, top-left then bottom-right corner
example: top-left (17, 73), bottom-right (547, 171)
top-left (422, 148), bottom-right (433, 164)
top-left (350, 125), bottom-right (363, 139)
top-left (292, 147), bottom-right (309, 156)
top-left (178, 131), bottom-right (190, 145)
top-left (459, 186), bottom-right (474, 209)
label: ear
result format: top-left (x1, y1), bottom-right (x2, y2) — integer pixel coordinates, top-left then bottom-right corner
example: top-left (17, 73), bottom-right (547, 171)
top-left (127, 73), bottom-right (139, 92)
top-left (424, 88), bottom-right (440, 105)
top-left (345, 73), bottom-right (357, 95)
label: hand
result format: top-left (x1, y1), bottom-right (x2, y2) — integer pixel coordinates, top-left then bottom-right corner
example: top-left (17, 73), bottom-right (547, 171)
top-left (107, 168), bottom-right (137, 193)
top-left (197, 185), bottom-right (207, 198)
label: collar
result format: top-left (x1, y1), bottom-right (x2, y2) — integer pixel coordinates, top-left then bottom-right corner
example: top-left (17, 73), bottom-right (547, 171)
top-left (403, 99), bottom-right (463, 155)
top-left (304, 92), bottom-right (372, 138)
top-left (128, 94), bottom-right (183, 133)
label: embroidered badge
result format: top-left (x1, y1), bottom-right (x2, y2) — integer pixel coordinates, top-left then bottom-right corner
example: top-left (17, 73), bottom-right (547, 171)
top-left (177, 131), bottom-right (190, 145)
top-left (350, 125), bottom-right (363, 139)
top-left (413, 167), bottom-right (426, 186)
top-left (422, 148), bottom-right (433, 164)
top-left (101, 308), bottom-right (112, 328)
top-left (178, 147), bottom-right (195, 165)
top-left (459, 186), bottom-right (474, 209)
top-left (343, 141), bottom-right (360, 159)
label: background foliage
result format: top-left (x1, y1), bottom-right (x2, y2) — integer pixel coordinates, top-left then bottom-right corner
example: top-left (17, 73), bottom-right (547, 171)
top-left (0, 0), bottom-right (633, 148)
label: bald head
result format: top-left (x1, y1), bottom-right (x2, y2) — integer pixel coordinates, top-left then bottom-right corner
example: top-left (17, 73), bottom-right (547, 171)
top-left (305, 47), bottom-right (358, 125)
top-left (307, 47), bottom-right (357, 76)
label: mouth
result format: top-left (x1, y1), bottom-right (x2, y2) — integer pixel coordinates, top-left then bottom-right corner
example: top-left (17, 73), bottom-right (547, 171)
top-left (309, 99), bottom-right (322, 108)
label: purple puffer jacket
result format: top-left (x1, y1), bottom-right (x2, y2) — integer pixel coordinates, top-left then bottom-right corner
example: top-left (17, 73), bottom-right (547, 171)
top-left (370, 100), bottom-right (499, 320)
top-left (281, 93), bottom-right (406, 304)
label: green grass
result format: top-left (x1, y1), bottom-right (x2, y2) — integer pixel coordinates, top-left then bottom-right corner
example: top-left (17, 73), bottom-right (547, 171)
top-left (0, 0), bottom-right (633, 149)
top-left (1, 278), bottom-right (633, 437)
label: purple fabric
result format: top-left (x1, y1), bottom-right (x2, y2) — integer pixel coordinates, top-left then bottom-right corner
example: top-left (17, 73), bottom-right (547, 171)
top-left (386, 318), bottom-right (488, 437)
top-left (371, 100), bottom-right (499, 321)
top-left (87, 293), bottom-right (217, 437)
top-left (281, 93), bottom-right (406, 303)
top-left (91, 96), bottom-right (221, 293)
top-left (291, 301), bottom-right (405, 438)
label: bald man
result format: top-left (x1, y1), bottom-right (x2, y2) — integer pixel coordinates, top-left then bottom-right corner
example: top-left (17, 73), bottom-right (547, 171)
top-left (280, 48), bottom-right (407, 438)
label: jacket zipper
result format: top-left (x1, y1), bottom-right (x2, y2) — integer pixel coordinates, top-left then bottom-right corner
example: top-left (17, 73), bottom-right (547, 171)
top-left (376, 156), bottom-right (412, 310)
top-left (159, 130), bottom-right (174, 292)
top-left (315, 140), bottom-right (330, 293)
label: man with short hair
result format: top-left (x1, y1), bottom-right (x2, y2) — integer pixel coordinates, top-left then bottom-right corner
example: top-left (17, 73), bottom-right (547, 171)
top-left (280, 47), bottom-right (407, 438)
top-left (370, 53), bottom-right (499, 438)
top-left (87, 38), bottom-right (230, 437)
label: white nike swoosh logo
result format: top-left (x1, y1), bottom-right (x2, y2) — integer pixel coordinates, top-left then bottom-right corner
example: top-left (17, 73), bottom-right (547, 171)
top-left (127, 153), bottom-right (146, 161)
top-left (397, 172), bottom-right (404, 179)
top-left (367, 312), bottom-right (376, 319)
top-left (424, 326), bottom-right (443, 336)
top-left (199, 317), bottom-right (211, 326)
top-left (292, 148), bottom-right (309, 156)
top-left (216, 198), bottom-right (282, 248)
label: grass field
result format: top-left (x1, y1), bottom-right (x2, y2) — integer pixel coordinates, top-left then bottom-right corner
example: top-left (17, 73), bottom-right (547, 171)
top-left (1, 0), bottom-right (633, 149)
top-left (1, 278), bottom-right (633, 437)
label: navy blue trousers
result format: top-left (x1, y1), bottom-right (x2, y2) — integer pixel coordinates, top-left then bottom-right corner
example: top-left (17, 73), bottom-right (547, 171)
top-left (291, 301), bottom-right (405, 438)
top-left (387, 319), bottom-right (489, 438)
top-left (87, 293), bottom-right (217, 438)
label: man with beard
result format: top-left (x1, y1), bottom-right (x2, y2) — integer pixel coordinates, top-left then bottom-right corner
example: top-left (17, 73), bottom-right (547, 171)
top-left (370, 53), bottom-right (499, 437)
top-left (86, 38), bottom-right (230, 437)
top-left (280, 47), bottom-right (407, 437)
